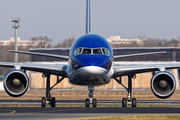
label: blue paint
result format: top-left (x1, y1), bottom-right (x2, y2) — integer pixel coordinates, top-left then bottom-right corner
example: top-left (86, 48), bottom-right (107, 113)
top-left (70, 34), bottom-right (113, 71)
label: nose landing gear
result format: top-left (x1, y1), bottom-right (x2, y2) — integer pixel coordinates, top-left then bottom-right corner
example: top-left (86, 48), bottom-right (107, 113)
top-left (85, 84), bottom-right (97, 107)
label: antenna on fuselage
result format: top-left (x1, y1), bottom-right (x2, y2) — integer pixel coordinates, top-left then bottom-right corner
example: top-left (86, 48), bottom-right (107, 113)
top-left (86, 0), bottom-right (91, 34)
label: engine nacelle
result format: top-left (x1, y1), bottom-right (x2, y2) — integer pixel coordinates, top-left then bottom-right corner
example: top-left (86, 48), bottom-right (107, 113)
top-left (150, 71), bottom-right (176, 99)
top-left (3, 70), bottom-right (29, 97)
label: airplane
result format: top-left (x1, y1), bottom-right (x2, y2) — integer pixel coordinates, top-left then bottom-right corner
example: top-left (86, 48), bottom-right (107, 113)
top-left (1, 0), bottom-right (179, 107)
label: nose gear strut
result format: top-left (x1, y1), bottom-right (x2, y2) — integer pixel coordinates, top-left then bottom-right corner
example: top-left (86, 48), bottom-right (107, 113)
top-left (85, 84), bottom-right (97, 107)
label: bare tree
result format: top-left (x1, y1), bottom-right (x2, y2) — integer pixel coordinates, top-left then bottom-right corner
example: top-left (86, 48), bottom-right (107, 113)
top-left (31, 36), bottom-right (53, 48)
top-left (54, 36), bottom-right (75, 48)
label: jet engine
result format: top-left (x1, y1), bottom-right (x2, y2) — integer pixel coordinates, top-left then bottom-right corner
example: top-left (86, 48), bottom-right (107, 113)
top-left (3, 70), bottom-right (29, 97)
top-left (150, 71), bottom-right (176, 99)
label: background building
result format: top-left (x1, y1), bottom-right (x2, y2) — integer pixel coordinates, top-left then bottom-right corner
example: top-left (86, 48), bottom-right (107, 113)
top-left (107, 36), bottom-right (146, 46)
top-left (0, 37), bottom-right (49, 47)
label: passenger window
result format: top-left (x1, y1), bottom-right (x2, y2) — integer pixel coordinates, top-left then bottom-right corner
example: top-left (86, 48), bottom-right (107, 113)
top-left (82, 48), bottom-right (91, 54)
top-left (93, 49), bottom-right (103, 55)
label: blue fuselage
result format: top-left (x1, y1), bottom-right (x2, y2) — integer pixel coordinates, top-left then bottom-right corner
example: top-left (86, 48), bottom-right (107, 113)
top-left (67, 34), bottom-right (113, 85)
top-left (70, 34), bottom-right (113, 71)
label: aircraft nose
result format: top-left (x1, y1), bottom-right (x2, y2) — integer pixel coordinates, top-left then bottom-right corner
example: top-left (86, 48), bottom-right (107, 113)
top-left (76, 66), bottom-right (108, 77)
top-left (81, 56), bottom-right (103, 66)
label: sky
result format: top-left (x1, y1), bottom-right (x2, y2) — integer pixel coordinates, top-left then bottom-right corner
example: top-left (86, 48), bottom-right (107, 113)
top-left (0, 0), bottom-right (180, 45)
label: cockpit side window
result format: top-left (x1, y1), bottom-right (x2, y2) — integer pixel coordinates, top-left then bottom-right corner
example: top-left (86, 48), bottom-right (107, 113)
top-left (82, 48), bottom-right (91, 54)
top-left (93, 48), bottom-right (103, 55)
top-left (74, 48), bottom-right (82, 56)
top-left (102, 48), bottom-right (110, 56)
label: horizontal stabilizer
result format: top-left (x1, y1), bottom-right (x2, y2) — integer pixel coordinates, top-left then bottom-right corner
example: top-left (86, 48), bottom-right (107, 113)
top-left (9, 50), bottom-right (69, 60)
top-left (114, 51), bottom-right (166, 59)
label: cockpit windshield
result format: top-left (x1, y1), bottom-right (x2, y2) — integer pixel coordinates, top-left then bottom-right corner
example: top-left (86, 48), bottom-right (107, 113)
top-left (93, 48), bottom-right (103, 55)
top-left (82, 48), bottom-right (91, 54)
top-left (74, 47), bottom-right (110, 56)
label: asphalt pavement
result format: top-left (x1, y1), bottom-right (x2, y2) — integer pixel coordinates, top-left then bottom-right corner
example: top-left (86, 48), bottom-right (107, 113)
top-left (0, 100), bottom-right (180, 120)
top-left (0, 107), bottom-right (180, 120)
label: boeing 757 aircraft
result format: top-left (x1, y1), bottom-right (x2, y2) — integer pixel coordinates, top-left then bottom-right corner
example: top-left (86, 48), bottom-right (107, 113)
top-left (1, 0), bottom-right (179, 107)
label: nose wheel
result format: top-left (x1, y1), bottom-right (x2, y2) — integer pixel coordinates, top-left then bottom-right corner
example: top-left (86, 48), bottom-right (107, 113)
top-left (85, 85), bottom-right (97, 107)
top-left (85, 98), bottom-right (97, 107)
top-left (92, 98), bottom-right (97, 107)
top-left (85, 99), bottom-right (90, 107)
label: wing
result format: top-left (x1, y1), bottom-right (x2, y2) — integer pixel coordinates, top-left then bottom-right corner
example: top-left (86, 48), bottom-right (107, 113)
top-left (9, 50), bottom-right (69, 60)
top-left (113, 51), bottom-right (166, 59)
top-left (0, 62), bottom-right (68, 77)
top-left (112, 63), bottom-right (180, 77)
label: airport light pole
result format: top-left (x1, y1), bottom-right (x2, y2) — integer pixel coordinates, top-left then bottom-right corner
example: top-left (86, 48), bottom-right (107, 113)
top-left (10, 17), bottom-right (20, 63)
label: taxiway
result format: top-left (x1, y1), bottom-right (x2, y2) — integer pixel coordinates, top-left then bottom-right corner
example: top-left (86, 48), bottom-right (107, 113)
top-left (0, 100), bottom-right (180, 120)
top-left (0, 107), bottom-right (180, 120)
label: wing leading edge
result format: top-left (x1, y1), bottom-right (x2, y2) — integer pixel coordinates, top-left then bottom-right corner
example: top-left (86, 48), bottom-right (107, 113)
top-left (113, 63), bottom-right (180, 78)
top-left (9, 50), bottom-right (69, 60)
top-left (0, 62), bottom-right (68, 77)
top-left (113, 51), bottom-right (166, 59)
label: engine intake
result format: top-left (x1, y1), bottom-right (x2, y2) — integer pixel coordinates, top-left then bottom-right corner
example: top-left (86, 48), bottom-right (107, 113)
top-left (3, 70), bottom-right (29, 97)
top-left (151, 71), bottom-right (176, 99)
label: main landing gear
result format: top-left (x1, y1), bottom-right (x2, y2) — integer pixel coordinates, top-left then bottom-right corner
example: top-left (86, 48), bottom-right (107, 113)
top-left (85, 84), bottom-right (97, 107)
top-left (41, 74), bottom-right (65, 107)
top-left (114, 75), bottom-right (136, 107)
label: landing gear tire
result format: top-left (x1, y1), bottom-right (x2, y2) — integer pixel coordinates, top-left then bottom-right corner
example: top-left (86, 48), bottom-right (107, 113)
top-left (122, 98), bottom-right (127, 107)
top-left (132, 98), bottom-right (136, 107)
top-left (41, 97), bottom-right (46, 107)
top-left (85, 99), bottom-right (90, 107)
top-left (92, 99), bottom-right (97, 107)
top-left (51, 97), bottom-right (56, 107)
